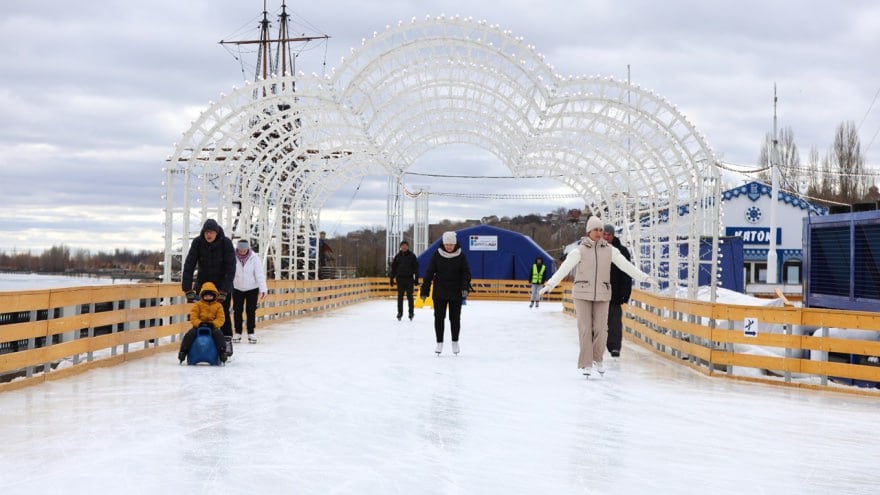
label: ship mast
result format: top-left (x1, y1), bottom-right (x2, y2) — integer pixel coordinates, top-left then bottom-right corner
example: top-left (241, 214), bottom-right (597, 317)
top-left (219, 0), bottom-right (330, 85)
top-left (218, 1), bottom-right (332, 280)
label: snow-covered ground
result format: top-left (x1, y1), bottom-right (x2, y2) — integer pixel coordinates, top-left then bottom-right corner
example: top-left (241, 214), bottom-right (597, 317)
top-left (0, 272), bottom-right (138, 291)
top-left (1, 300), bottom-right (877, 494)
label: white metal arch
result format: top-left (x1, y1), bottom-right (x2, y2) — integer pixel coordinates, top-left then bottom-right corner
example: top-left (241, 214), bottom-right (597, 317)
top-left (164, 15), bottom-right (721, 294)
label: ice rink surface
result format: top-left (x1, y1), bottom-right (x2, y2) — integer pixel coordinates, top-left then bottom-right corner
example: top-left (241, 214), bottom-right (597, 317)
top-left (1, 300), bottom-right (878, 494)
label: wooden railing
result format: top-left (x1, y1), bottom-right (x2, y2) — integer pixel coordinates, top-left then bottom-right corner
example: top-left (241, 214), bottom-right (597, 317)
top-left (2, 278), bottom-right (877, 395)
top-left (0, 279), bottom-right (380, 392)
top-left (621, 289), bottom-right (880, 395)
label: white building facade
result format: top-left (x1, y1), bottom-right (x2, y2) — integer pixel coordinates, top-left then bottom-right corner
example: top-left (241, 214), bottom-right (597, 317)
top-left (721, 181), bottom-right (827, 286)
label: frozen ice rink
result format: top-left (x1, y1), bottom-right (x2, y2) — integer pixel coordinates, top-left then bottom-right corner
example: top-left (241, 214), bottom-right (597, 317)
top-left (2, 300), bottom-right (878, 494)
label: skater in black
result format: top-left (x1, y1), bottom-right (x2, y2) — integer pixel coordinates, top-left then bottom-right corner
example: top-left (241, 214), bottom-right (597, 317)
top-left (390, 240), bottom-right (419, 320)
top-left (603, 224), bottom-right (633, 357)
top-left (182, 219), bottom-right (236, 357)
top-left (420, 231), bottom-right (471, 355)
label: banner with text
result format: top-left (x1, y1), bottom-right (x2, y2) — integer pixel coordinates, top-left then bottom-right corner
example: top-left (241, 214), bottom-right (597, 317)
top-left (468, 235), bottom-right (498, 251)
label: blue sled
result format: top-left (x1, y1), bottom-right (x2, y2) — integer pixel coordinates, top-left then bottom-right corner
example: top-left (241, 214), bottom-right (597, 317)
top-left (187, 326), bottom-right (221, 366)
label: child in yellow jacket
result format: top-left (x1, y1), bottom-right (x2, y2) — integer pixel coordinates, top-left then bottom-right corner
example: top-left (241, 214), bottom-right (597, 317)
top-left (178, 282), bottom-right (228, 363)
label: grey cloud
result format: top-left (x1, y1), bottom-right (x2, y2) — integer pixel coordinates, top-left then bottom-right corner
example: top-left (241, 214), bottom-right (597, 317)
top-left (1, 0), bottom-right (878, 253)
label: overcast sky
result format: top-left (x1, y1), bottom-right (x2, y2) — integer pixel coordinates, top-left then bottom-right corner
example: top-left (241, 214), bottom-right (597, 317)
top-left (1, 0), bottom-right (878, 254)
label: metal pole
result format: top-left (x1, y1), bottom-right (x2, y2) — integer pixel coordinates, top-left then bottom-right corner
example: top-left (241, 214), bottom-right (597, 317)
top-left (767, 84), bottom-right (779, 284)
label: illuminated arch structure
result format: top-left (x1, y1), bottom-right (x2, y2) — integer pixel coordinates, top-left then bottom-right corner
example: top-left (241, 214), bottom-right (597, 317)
top-left (163, 16), bottom-right (722, 296)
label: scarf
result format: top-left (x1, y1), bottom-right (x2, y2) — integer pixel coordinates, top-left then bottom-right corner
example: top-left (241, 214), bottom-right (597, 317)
top-left (236, 249), bottom-right (251, 266)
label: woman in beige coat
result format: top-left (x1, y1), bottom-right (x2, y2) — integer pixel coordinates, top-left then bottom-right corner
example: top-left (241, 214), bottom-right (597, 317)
top-left (540, 216), bottom-right (654, 377)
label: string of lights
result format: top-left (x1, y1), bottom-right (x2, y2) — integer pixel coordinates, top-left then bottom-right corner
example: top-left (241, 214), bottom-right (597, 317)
top-left (717, 161), bottom-right (880, 179)
top-left (402, 186), bottom-right (580, 200)
top-left (404, 171), bottom-right (566, 179)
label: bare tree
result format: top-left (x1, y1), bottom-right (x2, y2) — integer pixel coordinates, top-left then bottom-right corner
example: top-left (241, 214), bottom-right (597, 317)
top-left (820, 150), bottom-right (836, 199)
top-left (832, 120), bottom-right (867, 202)
top-left (805, 146), bottom-right (822, 197)
top-left (38, 245), bottom-right (70, 273)
top-left (757, 126), bottom-right (801, 190)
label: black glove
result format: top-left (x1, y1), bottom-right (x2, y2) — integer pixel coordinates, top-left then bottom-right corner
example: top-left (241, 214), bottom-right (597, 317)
top-left (390, 277), bottom-right (395, 286)
top-left (217, 291), bottom-right (227, 303)
top-left (178, 351), bottom-right (186, 364)
top-left (185, 290), bottom-right (196, 303)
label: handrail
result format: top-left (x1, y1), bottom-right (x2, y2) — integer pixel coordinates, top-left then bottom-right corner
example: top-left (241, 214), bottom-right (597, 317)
top-left (622, 289), bottom-right (880, 396)
top-left (1, 279), bottom-right (878, 395)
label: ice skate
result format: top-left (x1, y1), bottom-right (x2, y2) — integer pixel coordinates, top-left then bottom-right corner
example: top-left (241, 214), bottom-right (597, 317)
top-left (529, 301), bottom-right (534, 308)
top-left (594, 361), bottom-right (605, 376)
top-left (232, 333), bottom-right (242, 343)
top-left (451, 341), bottom-right (460, 355)
top-left (435, 342), bottom-right (443, 355)
top-left (581, 366), bottom-right (591, 376)
top-left (397, 313), bottom-right (402, 321)
top-left (248, 334), bottom-right (257, 344)
top-left (408, 312), bottom-right (414, 321)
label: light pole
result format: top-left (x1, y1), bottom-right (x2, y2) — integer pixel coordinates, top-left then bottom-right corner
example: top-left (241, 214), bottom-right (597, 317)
top-left (766, 84), bottom-right (779, 285)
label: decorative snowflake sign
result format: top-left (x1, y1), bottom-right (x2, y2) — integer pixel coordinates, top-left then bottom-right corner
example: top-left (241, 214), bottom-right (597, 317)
top-left (745, 206), bottom-right (762, 223)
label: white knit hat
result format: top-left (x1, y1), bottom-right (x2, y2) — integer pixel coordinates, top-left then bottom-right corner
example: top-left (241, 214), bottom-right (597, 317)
top-left (586, 216), bottom-right (604, 232)
top-left (442, 231), bottom-right (457, 244)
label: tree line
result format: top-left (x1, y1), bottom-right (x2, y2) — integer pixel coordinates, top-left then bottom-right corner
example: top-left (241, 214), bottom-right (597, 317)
top-left (757, 120), bottom-right (880, 205)
top-left (0, 246), bottom-right (163, 278)
top-left (326, 208), bottom-right (586, 277)
top-left (0, 210), bottom-right (584, 279)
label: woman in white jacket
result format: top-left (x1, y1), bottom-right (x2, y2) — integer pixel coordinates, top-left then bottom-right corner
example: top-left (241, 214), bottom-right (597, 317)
top-left (540, 216), bottom-right (654, 377)
top-left (232, 239), bottom-right (268, 343)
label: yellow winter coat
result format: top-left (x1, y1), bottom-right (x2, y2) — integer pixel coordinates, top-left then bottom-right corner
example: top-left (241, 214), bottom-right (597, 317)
top-left (189, 281), bottom-right (226, 329)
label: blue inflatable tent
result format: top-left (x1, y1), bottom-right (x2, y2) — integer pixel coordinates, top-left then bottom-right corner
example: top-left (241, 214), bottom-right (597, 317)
top-left (417, 225), bottom-right (555, 280)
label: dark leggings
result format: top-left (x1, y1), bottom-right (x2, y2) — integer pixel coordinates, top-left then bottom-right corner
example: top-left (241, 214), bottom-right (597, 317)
top-left (433, 298), bottom-right (462, 343)
top-left (396, 278), bottom-right (415, 316)
top-left (233, 288), bottom-right (260, 334)
top-left (606, 303), bottom-right (623, 353)
top-left (219, 292), bottom-right (232, 338)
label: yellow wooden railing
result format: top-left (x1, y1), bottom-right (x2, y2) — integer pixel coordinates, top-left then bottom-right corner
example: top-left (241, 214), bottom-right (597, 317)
top-left (0, 279), bottom-right (380, 392)
top-left (1, 278), bottom-right (877, 395)
top-left (620, 289), bottom-right (880, 395)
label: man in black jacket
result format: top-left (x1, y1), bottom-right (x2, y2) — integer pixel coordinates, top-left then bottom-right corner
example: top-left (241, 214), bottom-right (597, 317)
top-left (182, 219), bottom-right (236, 354)
top-left (390, 240), bottom-right (419, 321)
top-left (603, 224), bottom-right (633, 357)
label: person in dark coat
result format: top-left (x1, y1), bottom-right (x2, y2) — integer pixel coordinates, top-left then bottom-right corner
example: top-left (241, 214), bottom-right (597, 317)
top-left (603, 224), bottom-right (633, 358)
top-left (390, 240), bottom-right (419, 321)
top-left (182, 219), bottom-right (236, 354)
top-left (420, 231), bottom-right (472, 356)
